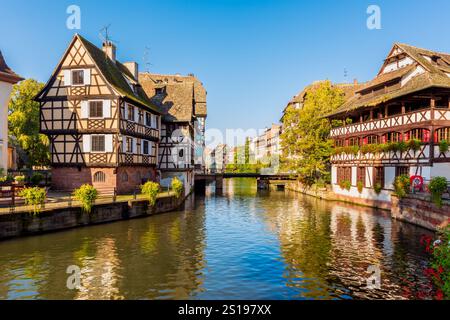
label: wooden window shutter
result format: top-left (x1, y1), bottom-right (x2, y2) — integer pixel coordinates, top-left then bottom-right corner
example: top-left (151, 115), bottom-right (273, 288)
top-left (105, 135), bottom-right (113, 153)
top-left (83, 135), bottom-right (91, 153)
top-left (83, 69), bottom-right (91, 85)
top-left (63, 70), bottom-right (72, 86)
top-left (81, 101), bottom-right (89, 119)
top-left (103, 100), bottom-right (111, 118)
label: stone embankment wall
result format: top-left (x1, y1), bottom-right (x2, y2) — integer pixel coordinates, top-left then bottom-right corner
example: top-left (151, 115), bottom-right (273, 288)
top-left (391, 194), bottom-right (450, 231)
top-left (0, 195), bottom-right (184, 240)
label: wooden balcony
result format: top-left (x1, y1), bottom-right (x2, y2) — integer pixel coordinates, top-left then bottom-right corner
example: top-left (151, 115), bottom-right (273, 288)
top-left (120, 120), bottom-right (160, 141)
top-left (330, 108), bottom-right (450, 138)
top-left (331, 145), bottom-right (450, 165)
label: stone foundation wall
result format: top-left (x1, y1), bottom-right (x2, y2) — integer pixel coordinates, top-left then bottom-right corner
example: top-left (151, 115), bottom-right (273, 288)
top-left (391, 194), bottom-right (450, 231)
top-left (0, 194), bottom-right (183, 240)
top-left (51, 166), bottom-right (157, 194)
top-left (286, 181), bottom-right (391, 210)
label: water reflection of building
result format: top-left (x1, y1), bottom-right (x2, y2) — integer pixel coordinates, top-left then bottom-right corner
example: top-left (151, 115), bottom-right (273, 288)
top-left (268, 194), bottom-right (432, 299)
top-left (76, 238), bottom-right (123, 300)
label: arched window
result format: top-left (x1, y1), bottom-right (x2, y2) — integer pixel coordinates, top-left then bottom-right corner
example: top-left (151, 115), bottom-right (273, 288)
top-left (435, 127), bottom-right (450, 142)
top-left (334, 139), bottom-right (345, 147)
top-left (363, 135), bottom-right (379, 145)
top-left (93, 171), bottom-right (106, 183)
top-left (383, 132), bottom-right (402, 143)
top-left (405, 128), bottom-right (430, 142)
top-left (348, 137), bottom-right (360, 146)
top-left (179, 149), bottom-right (184, 158)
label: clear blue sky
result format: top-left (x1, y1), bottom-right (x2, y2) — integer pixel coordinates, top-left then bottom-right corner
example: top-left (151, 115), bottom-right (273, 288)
top-left (1, 0), bottom-right (450, 140)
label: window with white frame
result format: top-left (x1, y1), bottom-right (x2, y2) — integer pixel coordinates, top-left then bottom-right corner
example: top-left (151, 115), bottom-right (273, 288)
top-left (91, 135), bottom-right (105, 152)
top-left (145, 112), bottom-right (151, 127)
top-left (127, 105), bottom-right (135, 121)
top-left (126, 137), bottom-right (134, 153)
top-left (72, 70), bottom-right (85, 85)
top-left (89, 101), bottom-right (103, 118)
top-left (143, 140), bottom-right (149, 155)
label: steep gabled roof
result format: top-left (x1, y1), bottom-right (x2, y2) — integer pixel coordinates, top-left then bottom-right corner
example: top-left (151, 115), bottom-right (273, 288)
top-left (326, 43), bottom-right (450, 118)
top-left (76, 35), bottom-right (161, 114)
top-left (139, 73), bottom-right (207, 123)
top-left (37, 34), bottom-right (161, 114)
top-left (0, 50), bottom-right (23, 84)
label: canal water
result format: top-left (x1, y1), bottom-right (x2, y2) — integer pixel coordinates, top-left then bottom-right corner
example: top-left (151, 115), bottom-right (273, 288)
top-left (0, 179), bottom-right (434, 300)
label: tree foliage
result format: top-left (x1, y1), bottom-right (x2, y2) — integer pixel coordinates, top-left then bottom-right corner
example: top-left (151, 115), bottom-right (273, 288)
top-left (280, 81), bottom-right (345, 185)
top-left (8, 79), bottom-right (49, 167)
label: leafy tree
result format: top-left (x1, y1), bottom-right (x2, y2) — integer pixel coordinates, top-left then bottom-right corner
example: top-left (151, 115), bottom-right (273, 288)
top-left (280, 81), bottom-right (345, 185)
top-left (8, 79), bottom-right (49, 167)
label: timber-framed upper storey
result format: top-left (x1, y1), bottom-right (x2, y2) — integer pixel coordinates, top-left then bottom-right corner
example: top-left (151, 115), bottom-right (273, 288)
top-left (37, 34), bottom-right (162, 169)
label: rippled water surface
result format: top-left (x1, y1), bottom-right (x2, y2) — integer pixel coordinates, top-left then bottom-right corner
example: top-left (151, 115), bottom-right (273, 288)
top-left (0, 179), bottom-right (434, 300)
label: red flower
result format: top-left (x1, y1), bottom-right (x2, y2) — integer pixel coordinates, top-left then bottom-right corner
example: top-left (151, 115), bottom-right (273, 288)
top-left (436, 290), bottom-right (444, 301)
top-left (438, 265), bottom-right (444, 274)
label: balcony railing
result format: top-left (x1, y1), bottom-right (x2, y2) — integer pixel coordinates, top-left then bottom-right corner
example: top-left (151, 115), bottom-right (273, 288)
top-left (330, 108), bottom-right (450, 138)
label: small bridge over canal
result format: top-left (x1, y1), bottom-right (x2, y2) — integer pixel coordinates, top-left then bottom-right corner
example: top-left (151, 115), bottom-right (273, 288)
top-left (194, 173), bottom-right (297, 192)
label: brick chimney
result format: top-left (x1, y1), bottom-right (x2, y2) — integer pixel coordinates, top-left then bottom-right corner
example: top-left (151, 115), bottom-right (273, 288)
top-left (353, 78), bottom-right (358, 85)
top-left (103, 41), bottom-right (116, 63)
top-left (123, 62), bottom-right (139, 81)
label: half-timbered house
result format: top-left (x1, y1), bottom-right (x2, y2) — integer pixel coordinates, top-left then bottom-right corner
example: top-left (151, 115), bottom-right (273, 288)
top-left (139, 73), bottom-right (207, 195)
top-left (327, 43), bottom-right (450, 205)
top-left (37, 34), bottom-right (162, 193)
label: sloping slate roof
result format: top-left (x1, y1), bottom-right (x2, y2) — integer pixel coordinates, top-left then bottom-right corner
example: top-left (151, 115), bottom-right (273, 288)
top-left (77, 35), bottom-right (161, 114)
top-left (0, 50), bottom-right (23, 84)
top-left (327, 43), bottom-right (450, 118)
top-left (139, 73), bottom-right (207, 122)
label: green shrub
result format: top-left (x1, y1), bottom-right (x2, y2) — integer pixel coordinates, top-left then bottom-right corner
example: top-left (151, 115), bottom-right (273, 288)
top-left (394, 174), bottom-right (411, 199)
top-left (31, 172), bottom-right (44, 185)
top-left (171, 177), bottom-right (184, 198)
top-left (73, 184), bottom-right (98, 213)
top-left (141, 181), bottom-right (160, 206)
top-left (374, 183), bottom-right (383, 195)
top-left (429, 177), bottom-right (448, 208)
top-left (408, 139), bottom-right (422, 152)
top-left (339, 179), bottom-right (352, 191)
top-left (439, 140), bottom-right (450, 153)
top-left (0, 175), bottom-right (14, 184)
top-left (357, 181), bottom-right (364, 194)
top-left (19, 187), bottom-right (47, 214)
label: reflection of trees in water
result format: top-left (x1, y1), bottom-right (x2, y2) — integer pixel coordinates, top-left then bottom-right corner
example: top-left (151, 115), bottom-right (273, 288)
top-left (0, 201), bottom-right (207, 300)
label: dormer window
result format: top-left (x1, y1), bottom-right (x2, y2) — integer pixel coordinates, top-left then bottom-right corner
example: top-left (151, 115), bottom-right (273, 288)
top-left (155, 87), bottom-right (165, 95)
top-left (72, 70), bottom-right (85, 85)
